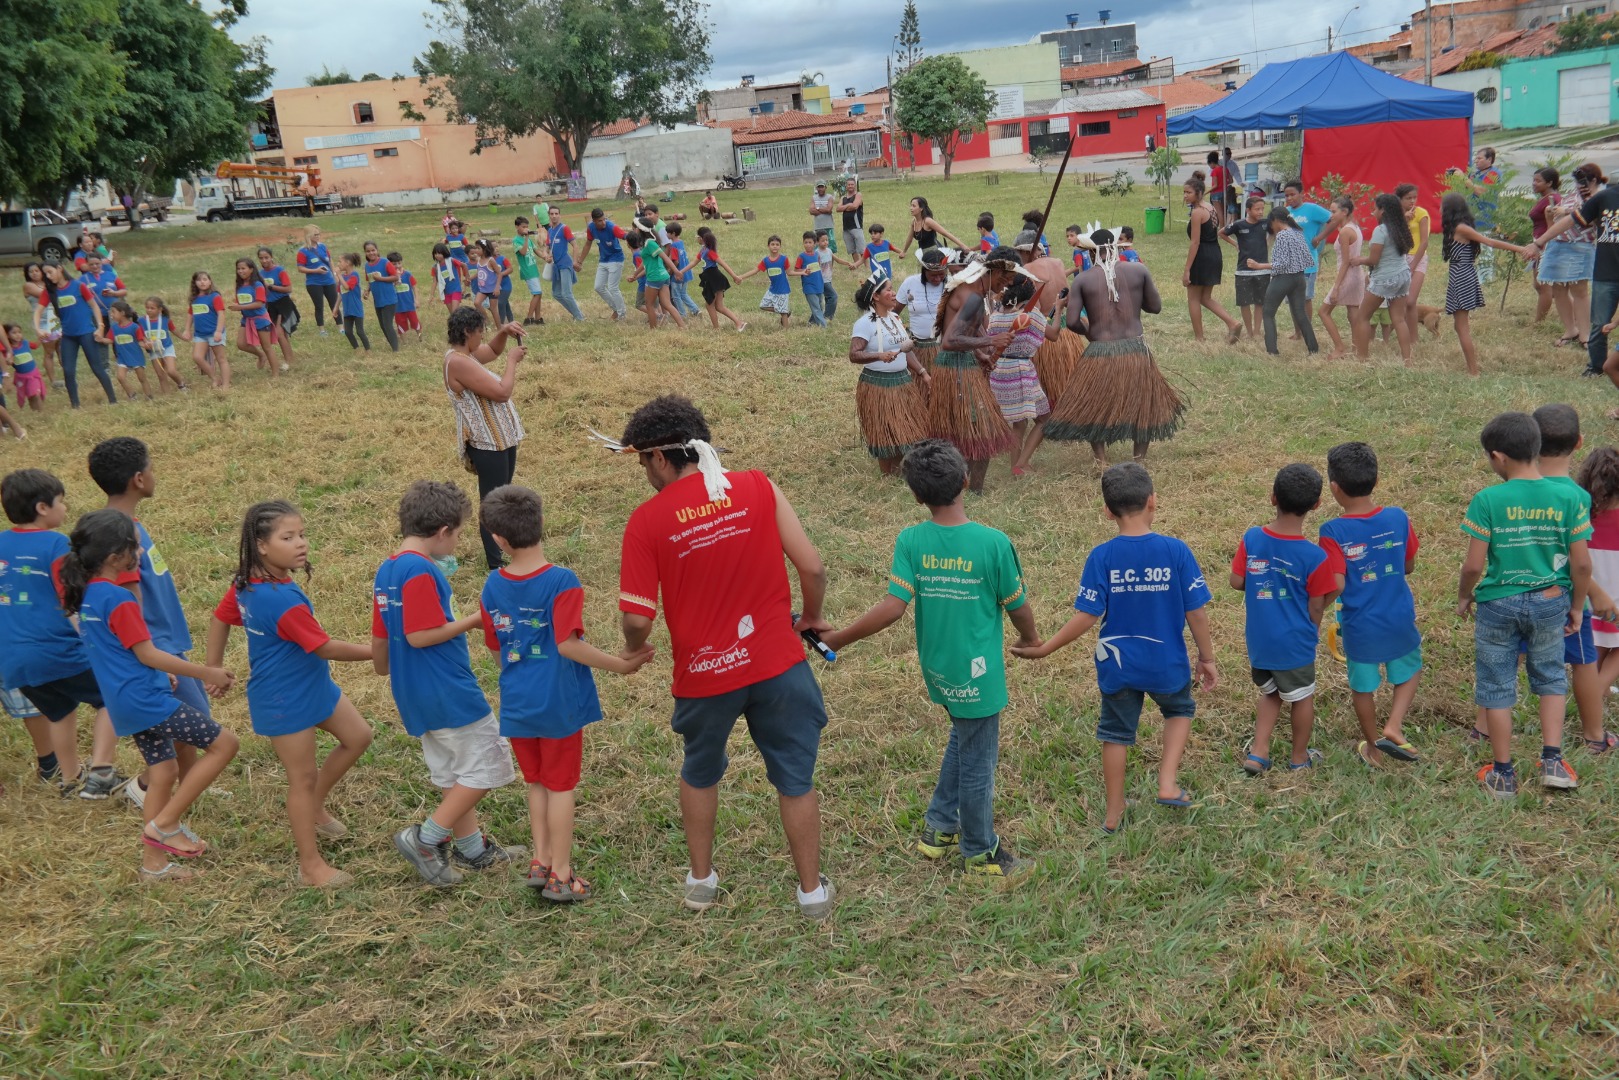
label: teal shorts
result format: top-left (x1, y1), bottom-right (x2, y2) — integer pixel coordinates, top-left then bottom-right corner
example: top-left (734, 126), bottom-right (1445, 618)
top-left (1346, 645), bottom-right (1423, 694)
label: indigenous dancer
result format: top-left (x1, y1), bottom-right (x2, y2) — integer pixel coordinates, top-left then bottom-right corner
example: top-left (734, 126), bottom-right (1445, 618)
top-left (894, 248), bottom-right (951, 371)
top-left (1047, 229), bottom-right (1185, 468)
top-left (934, 248), bottom-right (1032, 493)
top-left (1014, 220), bottom-right (1088, 411)
top-left (986, 275), bottom-right (1054, 477)
top-left (848, 274), bottom-right (932, 475)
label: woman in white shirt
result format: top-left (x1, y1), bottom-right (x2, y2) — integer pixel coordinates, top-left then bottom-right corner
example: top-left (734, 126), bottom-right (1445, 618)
top-left (893, 248), bottom-right (950, 372)
top-left (849, 275), bottom-right (932, 476)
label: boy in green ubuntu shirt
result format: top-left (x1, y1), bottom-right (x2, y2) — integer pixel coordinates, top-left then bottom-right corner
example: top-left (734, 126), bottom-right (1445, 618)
top-left (822, 440), bottom-right (1039, 877)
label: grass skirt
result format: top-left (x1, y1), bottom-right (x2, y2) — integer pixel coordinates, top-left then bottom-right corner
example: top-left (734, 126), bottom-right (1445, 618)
top-left (855, 368), bottom-right (930, 459)
top-left (1030, 330), bottom-right (1083, 408)
top-left (928, 350), bottom-right (1017, 459)
top-left (911, 339), bottom-right (938, 373)
top-left (1045, 337), bottom-right (1185, 446)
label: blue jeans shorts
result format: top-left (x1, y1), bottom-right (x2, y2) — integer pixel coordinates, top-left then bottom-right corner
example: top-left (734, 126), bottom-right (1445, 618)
top-left (1475, 587), bottom-right (1571, 708)
top-left (670, 660), bottom-right (827, 796)
top-left (1097, 683), bottom-right (1196, 745)
top-left (1346, 645), bottom-right (1424, 694)
top-left (1304, 272), bottom-right (1317, 301)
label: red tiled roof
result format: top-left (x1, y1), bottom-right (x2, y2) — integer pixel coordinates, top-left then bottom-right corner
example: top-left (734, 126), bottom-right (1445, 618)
top-left (1184, 58), bottom-right (1242, 77)
top-left (1346, 31), bottom-right (1411, 60)
top-left (1060, 59), bottom-right (1141, 83)
top-left (1138, 77), bottom-right (1223, 111)
top-left (593, 118), bottom-right (646, 138)
top-left (717, 110), bottom-right (881, 146)
top-left (1403, 24), bottom-right (1559, 79)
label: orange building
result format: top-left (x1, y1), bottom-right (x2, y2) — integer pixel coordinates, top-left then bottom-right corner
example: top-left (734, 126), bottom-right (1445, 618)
top-left (252, 79), bottom-right (562, 205)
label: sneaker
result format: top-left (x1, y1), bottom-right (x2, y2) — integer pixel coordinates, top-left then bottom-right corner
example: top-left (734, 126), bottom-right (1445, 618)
top-left (124, 778), bottom-right (148, 811)
top-left (37, 761), bottom-right (61, 787)
top-left (798, 873), bottom-right (837, 921)
top-left (964, 841), bottom-right (1031, 877)
top-left (1585, 730), bottom-right (1619, 754)
top-left (1540, 755), bottom-right (1579, 790)
top-left (916, 827), bottom-right (960, 860)
top-left (450, 833), bottom-right (525, 870)
top-left (683, 872), bottom-right (719, 912)
top-left (392, 825), bottom-right (463, 887)
top-left (78, 767), bottom-right (132, 801)
top-left (1477, 763), bottom-right (1518, 800)
top-left (56, 765), bottom-right (85, 797)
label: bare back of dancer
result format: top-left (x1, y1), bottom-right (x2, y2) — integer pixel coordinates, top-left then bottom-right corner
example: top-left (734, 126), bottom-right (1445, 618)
top-left (1069, 260), bottom-right (1161, 341)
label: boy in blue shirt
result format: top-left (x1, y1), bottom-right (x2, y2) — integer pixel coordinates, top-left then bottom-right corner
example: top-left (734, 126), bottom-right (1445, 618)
top-left (87, 436), bottom-right (214, 808)
top-left (1012, 463), bottom-right (1217, 832)
top-left (822, 440), bottom-right (1037, 876)
top-left (372, 480), bottom-right (520, 887)
top-left (1319, 442), bottom-right (1423, 767)
top-left (478, 484), bottom-right (652, 901)
top-left (665, 222), bottom-right (700, 318)
top-left (1232, 463), bottom-right (1339, 773)
top-left (792, 231), bottom-right (828, 327)
top-left (1459, 411), bottom-right (1597, 798)
top-left (858, 225), bottom-right (895, 282)
top-left (977, 213), bottom-right (998, 254)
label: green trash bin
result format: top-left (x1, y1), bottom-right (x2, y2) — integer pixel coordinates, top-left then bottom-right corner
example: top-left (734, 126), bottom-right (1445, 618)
top-left (1144, 206), bottom-right (1167, 235)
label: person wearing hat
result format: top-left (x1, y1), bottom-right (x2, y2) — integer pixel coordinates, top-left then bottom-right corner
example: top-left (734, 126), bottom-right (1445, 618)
top-left (1046, 229), bottom-right (1185, 468)
top-left (894, 248), bottom-right (952, 372)
top-left (809, 182), bottom-right (836, 249)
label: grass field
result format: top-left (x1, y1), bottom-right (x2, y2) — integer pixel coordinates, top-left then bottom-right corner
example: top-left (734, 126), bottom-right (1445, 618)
top-left (4, 172), bottom-right (1619, 1078)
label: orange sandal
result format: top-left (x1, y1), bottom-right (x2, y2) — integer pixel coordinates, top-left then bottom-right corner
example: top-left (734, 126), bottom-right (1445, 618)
top-left (541, 870), bottom-right (593, 902)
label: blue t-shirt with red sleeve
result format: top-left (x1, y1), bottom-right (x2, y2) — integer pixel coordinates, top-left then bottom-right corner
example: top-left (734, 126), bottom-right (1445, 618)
top-left (189, 291), bottom-right (225, 338)
top-left (793, 253), bottom-right (824, 295)
top-left (120, 520), bottom-right (193, 655)
top-left (296, 243), bottom-right (336, 287)
top-left (45, 281), bottom-right (99, 338)
top-left (92, 267), bottom-right (124, 313)
top-left (759, 254), bottom-right (791, 294)
top-left (433, 259), bottom-right (466, 299)
top-left (496, 254), bottom-right (514, 297)
top-left (480, 563), bottom-right (602, 739)
top-left (395, 270), bottom-right (418, 313)
top-left (861, 241), bottom-right (893, 280)
top-left (1317, 507), bottom-right (1421, 665)
top-left (1074, 532), bottom-right (1211, 695)
top-left (371, 551), bottom-right (489, 737)
top-left (78, 579), bottom-right (178, 736)
top-left (0, 527), bottom-right (90, 687)
top-left (339, 272), bottom-right (365, 318)
top-left (214, 579), bottom-right (341, 736)
top-left (109, 322), bottom-right (146, 367)
top-left (979, 230), bottom-right (1000, 253)
top-left (263, 264), bottom-right (293, 301)
top-left (1232, 526), bottom-right (1337, 671)
top-left (365, 257), bottom-right (398, 307)
top-left (587, 220), bottom-right (626, 263)
top-left (235, 282), bottom-right (271, 329)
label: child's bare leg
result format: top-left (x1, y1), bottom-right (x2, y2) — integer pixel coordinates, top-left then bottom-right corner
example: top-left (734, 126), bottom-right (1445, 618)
top-left (659, 289), bottom-right (685, 329)
top-left (22, 715), bottom-right (52, 760)
top-left (147, 728), bottom-right (240, 858)
top-left (1454, 310), bottom-right (1479, 376)
top-left (432, 784), bottom-right (488, 846)
top-left (546, 786), bottom-right (578, 882)
top-left (527, 784), bottom-right (551, 868)
top-left (1351, 691), bottom-right (1383, 760)
top-left (134, 368), bottom-right (153, 399)
top-left (90, 707), bottom-right (116, 769)
top-left (1159, 714), bottom-right (1191, 800)
top-left (1101, 741), bottom-right (1128, 830)
top-left (1385, 673), bottom-right (1420, 743)
top-left (1014, 420), bottom-right (1047, 471)
top-left (269, 729), bottom-right (333, 883)
top-left (1186, 288), bottom-right (1205, 341)
top-left (1088, 440), bottom-right (1108, 468)
top-left (705, 301), bottom-right (721, 329)
top-left (47, 715), bottom-right (81, 780)
top-left (1540, 693), bottom-right (1567, 752)
top-left (1288, 696), bottom-right (1316, 767)
top-left (1388, 296), bottom-right (1416, 364)
top-left (1319, 303), bottom-right (1347, 355)
top-left (0, 402), bottom-right (23, 438)
top-left (312, 697), bottom-right (372, 826)
top-left (213, 348), bottom-right (232, 390)
top-left (1252, 690), bottom-right (1282, 762)
top-left (966, 457), bottom-right (991, 494)
top-left (1484, 705), bottom-right (1514, 764)
top-left (139, 759), bottom-right (185, 870)
top-left (1571, 661), bottom-right (1605, 742)
top-left (115, 368), bottom-right (136, 400)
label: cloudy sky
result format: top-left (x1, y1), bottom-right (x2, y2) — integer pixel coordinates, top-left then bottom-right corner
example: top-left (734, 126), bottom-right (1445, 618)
top-left (236, 0), bottom-right (1418, 96)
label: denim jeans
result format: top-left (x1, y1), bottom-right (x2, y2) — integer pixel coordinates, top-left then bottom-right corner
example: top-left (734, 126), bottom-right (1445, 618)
top-left (58, 332), bottom-right (117, 407)
top-left (1589, 278), bottom-right (1619, 375)
top-left (671, 279), bottom-right (701, 317)
top-left (1263, 272), bottom-right (1318, 354)
top-left (594, 261), bottom-right (627, 317)
top-left (805, 291), bottom-right (827, 327)
top-left (1474, 587), bottom-right (1571, 708)
top-left (823, 282), bottom-right (839, 321)
top-left (551, 267), bottom-right (585, 321)
top-left (924, 710), bottom-right (1000, 859)
top-left (497, 292), bottom-right (515, 325)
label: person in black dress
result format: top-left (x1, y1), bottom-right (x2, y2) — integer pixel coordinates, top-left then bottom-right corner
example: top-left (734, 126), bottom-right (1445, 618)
top-left (1181, 176), bottom-right (1242, 343)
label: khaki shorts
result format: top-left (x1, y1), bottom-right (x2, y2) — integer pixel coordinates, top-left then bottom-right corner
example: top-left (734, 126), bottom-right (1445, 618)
top-left (420, 712), bottom-right (516, 790)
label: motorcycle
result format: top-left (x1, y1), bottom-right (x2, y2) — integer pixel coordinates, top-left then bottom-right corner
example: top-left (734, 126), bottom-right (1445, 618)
top-left (715, 171), bottom-right (748, 191)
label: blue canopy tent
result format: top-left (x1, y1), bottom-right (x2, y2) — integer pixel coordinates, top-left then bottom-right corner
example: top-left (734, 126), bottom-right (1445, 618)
top-left (1168, 52), bottom-right (1473, 219)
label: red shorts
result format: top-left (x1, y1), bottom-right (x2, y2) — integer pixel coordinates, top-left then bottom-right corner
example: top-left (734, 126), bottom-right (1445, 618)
top-left (444, 292), bottom-right (463, 306)
top-left (510, 731), bottom-right (583, 791)
top-left (395, 310), bottom-right (421, 332)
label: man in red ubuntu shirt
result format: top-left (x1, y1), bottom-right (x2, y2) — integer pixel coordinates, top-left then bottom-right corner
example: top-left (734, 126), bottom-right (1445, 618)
top-left (616, 395), bottom-right (836, 920)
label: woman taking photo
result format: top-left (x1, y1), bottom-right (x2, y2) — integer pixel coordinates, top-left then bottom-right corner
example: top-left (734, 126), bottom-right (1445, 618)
top-left (444, 307), bottom-right (527, 570)
top-left (1538, 163), bottom-right (1600, 349)
top-left (36, 262), bottom-right (116, 407)
top-left (896, 197), bottom-right (966, 257)
top-left (1182, 176), bottom-right (1241, 343)
top-left (848, 275), bottom-right (931, 475)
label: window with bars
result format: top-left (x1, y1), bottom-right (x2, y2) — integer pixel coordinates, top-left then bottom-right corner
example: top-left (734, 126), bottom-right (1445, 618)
top-left (1080, 121), bottom-right (1111, 137)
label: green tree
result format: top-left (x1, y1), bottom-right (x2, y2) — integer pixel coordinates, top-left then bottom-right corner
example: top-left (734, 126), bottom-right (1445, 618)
top-left (896, 1), bottom-right (923, 75)
top-left (70, 0), bottom-right (271, 226)
top-left (0, 0), bottom-right (126, 206)
top-left (1554, 12), bottom-right (1619, 53)
top-left (413, 0), bottom-right (711, 174)
top-left (306, 65), bottom-right (356, 86)
top-left (891, 55), bottom-right (995, 180)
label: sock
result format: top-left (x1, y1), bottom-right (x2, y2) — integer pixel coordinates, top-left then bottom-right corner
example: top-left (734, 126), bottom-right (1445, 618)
top-left (1494, 760), bottom-right (1515, 775)
top-left (454, 831), bottom-right (486, 859)
top-left (419, 818), bottom-right (452, 846)
top-left (686, 869), bottom-right (717, 888)
top-left (89, 764), bottom-right (115, 779)
top-left (36, 752), bottom-right (58, 776)
top-left (797, 882), bottom-right (827, 905)
top-left (1542, 744), bottom-right (1562, 761)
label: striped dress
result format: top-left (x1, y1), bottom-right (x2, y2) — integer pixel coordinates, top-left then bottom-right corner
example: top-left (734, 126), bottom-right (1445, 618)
top-left (1444, 239), bottom-right (1485, 315)
top-left (986, 306), bottom-right (1050, 424)
top-left (445, 350), bottom-right (525, 464)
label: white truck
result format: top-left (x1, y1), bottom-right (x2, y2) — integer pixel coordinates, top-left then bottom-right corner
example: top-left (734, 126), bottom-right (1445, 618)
top-left (193, 181), bottom-right (342, 222)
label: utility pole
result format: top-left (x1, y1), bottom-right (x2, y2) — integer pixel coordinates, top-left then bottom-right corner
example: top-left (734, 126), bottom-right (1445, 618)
top-left (886, 51), bottom-right (899, 175)
top-left (1327, 26), bottom-right (1333, 52)
top-left (1424, 0), bottom-right (1434, 85)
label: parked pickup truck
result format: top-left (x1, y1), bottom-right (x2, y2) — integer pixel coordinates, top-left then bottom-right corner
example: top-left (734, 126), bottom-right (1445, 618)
top-left (194, 182), bottom-right (341, 222)
top-left (103, 195), bottom-right (174, 225)
top-left (0, 208), bottom-right (75, 262)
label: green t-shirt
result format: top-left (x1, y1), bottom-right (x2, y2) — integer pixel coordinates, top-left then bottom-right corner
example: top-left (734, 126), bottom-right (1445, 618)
top-left (513, 234), bottom-right (542, 279)
top-left (642, 239), bottom-right (670, 285)
top-left (887, 520), bottom-right (1026, 718)
top-left (1460, 477), bottom-right (1592, 603)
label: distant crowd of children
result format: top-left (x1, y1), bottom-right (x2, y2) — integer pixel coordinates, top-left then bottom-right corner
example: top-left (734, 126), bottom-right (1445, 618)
top-left (3, 401), bottom-right (1615, 898)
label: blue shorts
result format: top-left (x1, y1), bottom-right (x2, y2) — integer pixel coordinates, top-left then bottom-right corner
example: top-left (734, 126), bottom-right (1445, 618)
top-left (1304, 272), bottom-right (1317, 301)
top-left (1346, 644), bottom-right (1424, 694)
top-left (1475, 587), bottom-right (1570, 708)
top-left (18, 668), bottom-right (105, 722)
top-left (1097, 683), bottom-right (1196, 745)
top-left (1517, 609), bottom-right (1597, 665)
top-left (670, 660), bottom-right (827, 796)
top-left (525, 276), bottom-right (544, 296)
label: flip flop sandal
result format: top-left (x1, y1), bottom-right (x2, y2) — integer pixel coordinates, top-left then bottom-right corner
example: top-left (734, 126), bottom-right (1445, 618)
top-left (314, 818), bottom-right (349, 840)
top-left (1554, 334), bottom-right (1580, 347)
top-left (1155, 787), bottom-right (1195, 808)
top-left (1101, 808), bottom-right (1127, 835)
top-left (1356, 740), bottom-right (1378, 767)
top-left (1375, 737), bottom-right (1421, 762)
top-left (296, 868), bottom-right (355, 889)
top-left (138, 862), bottom-right (196, 884)
top-left (142, 822), bottom-right (205, 858)
top-left (1288, 748), bottom-right (1326, 770)
top-left (1241, 741), bottom-right (1272, 774)
top-left (541, 871), bottom-right (593, 902)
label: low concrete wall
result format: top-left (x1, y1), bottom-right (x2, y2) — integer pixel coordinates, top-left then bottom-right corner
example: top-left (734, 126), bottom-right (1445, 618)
top-left (1433, 69), bottom-right (1500, 130)
top-left (587, 128), bottom-right (735, 189)
top-left (357, 183), bottom-right (566, 209)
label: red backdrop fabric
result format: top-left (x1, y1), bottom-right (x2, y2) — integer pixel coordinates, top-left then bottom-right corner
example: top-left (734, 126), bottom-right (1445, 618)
top-left (1301, 117), bottom-right (1471, 226)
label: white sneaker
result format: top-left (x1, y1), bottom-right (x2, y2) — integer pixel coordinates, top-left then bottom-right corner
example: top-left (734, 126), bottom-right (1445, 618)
top-left (279, 363), bottom-right (289, 373)
top-left (124, 778), bottom-right (147, 811)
